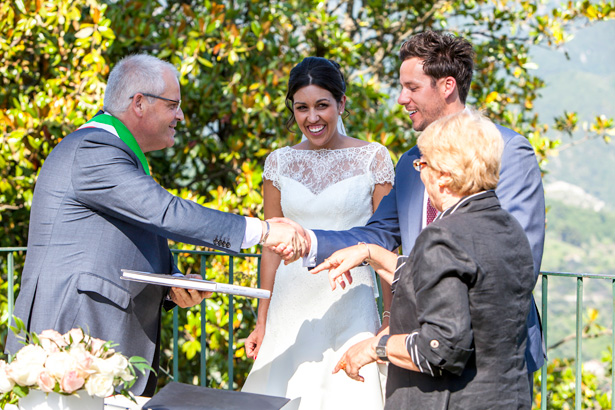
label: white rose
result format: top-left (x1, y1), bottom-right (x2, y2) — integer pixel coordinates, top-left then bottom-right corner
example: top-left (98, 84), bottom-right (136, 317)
top-left (118, 368), bottom-right (135, 383)
top-left (84, 373), bottom-right (114, 398)
top-left (9, 345), bottom-right (47, 386)
top-left (90, 354), bottom-right (128, 378)
top-left (89, 357), bottom-right (112, 378)
top-left (14, 344), bottom-right (47, 366)
top-left (44, 351), bottom-right (76, 380)
top-left (106, 354), bottom-right (129, 377)
top-left (0, 360), bottom-right (15, 393)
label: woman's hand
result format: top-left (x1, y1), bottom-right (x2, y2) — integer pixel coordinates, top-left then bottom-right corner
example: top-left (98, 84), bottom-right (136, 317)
top-left (311, 245), bottom-right (368, 290)
top-left (245, 323), bottom-right (266, 359)
top-left (333, 336), bottom-right (379, 382)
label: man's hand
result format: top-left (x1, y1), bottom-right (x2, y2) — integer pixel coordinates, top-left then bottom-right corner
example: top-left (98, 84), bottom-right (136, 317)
top-left (263, 218), bottom-right (310, 263)
top-left (245, 323), bottom-right (266, 359)
top-left (169, 274), bottom-right (212, 308)
top-left (333, 336), bottom-right (379, 382)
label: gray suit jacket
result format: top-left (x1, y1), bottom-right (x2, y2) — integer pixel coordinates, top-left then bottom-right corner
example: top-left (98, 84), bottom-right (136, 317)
top-left (314, 124), bottom-right (546, 372)
top-left (6, 127), bottom-right (246, 395)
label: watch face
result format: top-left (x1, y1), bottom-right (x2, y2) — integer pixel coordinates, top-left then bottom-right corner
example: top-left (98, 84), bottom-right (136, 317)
top-left (376, 335), bottom-right (390, 361)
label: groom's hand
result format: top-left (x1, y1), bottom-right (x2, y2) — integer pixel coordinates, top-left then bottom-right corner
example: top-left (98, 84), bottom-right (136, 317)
top-left (263, 219), bottom-right (310, 261)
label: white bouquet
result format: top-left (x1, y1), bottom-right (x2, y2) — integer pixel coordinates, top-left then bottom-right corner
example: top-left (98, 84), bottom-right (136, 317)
top-left (0, 320), bottom-right (151, 408)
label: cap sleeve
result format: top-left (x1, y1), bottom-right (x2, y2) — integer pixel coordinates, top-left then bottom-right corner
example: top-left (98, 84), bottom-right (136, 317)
top-left (263, 149), bottom-right (281, 191)
top-left (369, 143), bottom-right (395, 186)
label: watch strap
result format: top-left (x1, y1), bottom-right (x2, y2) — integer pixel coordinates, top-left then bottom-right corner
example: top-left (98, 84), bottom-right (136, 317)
top-left (376, 334), bottom-right (391, 362)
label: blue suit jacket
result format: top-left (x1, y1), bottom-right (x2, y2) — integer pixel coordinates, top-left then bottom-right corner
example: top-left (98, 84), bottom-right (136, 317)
top-left (314, 124), bottom-right (546, 372)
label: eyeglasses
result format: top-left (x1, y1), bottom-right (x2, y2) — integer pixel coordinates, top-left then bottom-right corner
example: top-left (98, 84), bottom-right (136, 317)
top-left (413, 158), bottom-right (429, 172)
top-left (130, 93), bottom-right (182, 114)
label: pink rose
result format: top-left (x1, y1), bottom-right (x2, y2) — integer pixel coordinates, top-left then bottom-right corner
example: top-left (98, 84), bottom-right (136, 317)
top-left (69, 344), bottom-right (94, 376)
top-left (60, 370), bottom-right (84, 393)
top-left (63, 328), bottom-right (86, 346)
top-left (39, 329), bottom-right (67, 353)
top-left (88, 337), bottom-right (108, 356)
top-left (37, 370), bottom-right (56, 392)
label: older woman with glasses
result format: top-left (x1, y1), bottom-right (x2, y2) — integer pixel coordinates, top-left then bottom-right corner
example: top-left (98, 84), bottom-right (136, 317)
top-left (312, 109), bottom-right (536, 409)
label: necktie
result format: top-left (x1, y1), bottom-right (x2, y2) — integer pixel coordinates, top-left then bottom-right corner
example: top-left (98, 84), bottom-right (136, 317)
top-left (426, 197), bottom-right (438, 225)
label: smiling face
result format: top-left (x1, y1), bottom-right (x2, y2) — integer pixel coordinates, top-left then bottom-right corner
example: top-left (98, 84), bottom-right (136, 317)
top-left (292, 84), bottom-right (345, 149)
top-left (139, 69), bottom-right (184, 152)
top-left (397, 57), bottom-right (449, 132)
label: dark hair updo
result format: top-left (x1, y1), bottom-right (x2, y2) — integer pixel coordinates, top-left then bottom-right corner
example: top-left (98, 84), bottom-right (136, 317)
top-left (285, 57), bottom-right (347, 131)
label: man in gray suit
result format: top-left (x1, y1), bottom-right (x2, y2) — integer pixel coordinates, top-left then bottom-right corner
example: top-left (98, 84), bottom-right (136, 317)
top-left (275, 31), bottom-right (546, 390)
top-left (6, 54), bottom-right (304, 396)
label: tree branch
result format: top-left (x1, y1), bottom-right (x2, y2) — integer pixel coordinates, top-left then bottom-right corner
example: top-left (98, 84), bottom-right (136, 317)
top-left (548, 328), bottom-right (613, 351)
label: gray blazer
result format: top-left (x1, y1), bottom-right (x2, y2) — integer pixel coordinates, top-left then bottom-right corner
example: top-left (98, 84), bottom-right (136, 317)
top-left (6, 127), bottom-right (246, 395)
top-left (314, 124), bottom-right (546, 372)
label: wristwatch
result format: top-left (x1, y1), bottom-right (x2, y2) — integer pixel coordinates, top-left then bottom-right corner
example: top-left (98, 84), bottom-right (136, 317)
top-left (375, 335), bottom-right (390, 362)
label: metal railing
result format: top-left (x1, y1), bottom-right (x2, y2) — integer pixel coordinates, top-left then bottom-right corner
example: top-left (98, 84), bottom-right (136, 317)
top-left (2, 247), bottom-right (614, 409)
top-left (539, 271), bottom-right (615, 410)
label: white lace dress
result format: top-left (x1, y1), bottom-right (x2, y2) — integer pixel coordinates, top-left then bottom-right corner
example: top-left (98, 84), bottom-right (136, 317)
top-left (242, 143), bottom-right (395, 410)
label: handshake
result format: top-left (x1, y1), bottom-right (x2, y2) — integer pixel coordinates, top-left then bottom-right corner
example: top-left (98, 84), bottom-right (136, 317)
top-left (260, 218), bottom-right (310, 263)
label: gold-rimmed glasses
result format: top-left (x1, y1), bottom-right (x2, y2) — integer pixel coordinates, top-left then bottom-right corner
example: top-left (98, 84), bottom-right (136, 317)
top-left (413, 158), bottom-right (429, 172)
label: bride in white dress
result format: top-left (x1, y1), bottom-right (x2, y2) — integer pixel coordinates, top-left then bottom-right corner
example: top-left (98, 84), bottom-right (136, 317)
top-left (241, 57), bottom-right (395, 409)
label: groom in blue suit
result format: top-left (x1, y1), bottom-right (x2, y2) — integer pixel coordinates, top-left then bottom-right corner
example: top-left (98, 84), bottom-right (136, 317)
top-left (278, 31), bottom-right (545, 387)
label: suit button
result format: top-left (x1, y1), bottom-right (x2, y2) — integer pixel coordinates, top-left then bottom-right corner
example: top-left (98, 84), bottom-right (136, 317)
top-left (225, 241), bottom-right (230, 248)
top-left (214, 239), bottom-right (219, 246)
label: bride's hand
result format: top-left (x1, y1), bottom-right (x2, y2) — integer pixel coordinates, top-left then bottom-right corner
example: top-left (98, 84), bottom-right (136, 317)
top-left (245, 323), bottom-right (266, 360)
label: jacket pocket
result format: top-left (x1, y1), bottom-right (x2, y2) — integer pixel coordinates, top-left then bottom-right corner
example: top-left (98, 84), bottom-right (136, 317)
top-left (76, 272), bottom-right (131, 310)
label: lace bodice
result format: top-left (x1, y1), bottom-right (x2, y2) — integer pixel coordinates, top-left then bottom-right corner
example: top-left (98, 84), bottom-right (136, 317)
top-left (264, 143), bottom-right (394, 195)
top-left (263, 143), bottom-right (395, 230)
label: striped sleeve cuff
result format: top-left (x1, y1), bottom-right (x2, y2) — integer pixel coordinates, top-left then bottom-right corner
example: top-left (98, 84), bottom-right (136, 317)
top-left (405, 332), bottom-right (443, 377)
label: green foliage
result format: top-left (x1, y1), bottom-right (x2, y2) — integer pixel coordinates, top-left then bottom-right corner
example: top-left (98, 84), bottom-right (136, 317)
top-left (0, 0), bottom-right (112, 246)
top-left (532, 307), bottom-right (614, 409)
top-left (535, 356), bottom-right (612, 409)
top-left (2, 0), bottom-right (615, 396)
top-left (547, 201), bottom-right (615, 247)
top-left (543, 200), bottom-right (615, 277)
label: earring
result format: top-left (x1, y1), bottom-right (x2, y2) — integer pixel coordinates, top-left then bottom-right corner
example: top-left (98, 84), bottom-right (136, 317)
top-left (339, 112), bottom-right (343, 115)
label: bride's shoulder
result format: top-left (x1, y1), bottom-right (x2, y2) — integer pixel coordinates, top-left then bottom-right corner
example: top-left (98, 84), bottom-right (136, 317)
top-left (339, 137), bottom-right (387, 152)
top-left (266, 146), bottom-right (291, 160)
